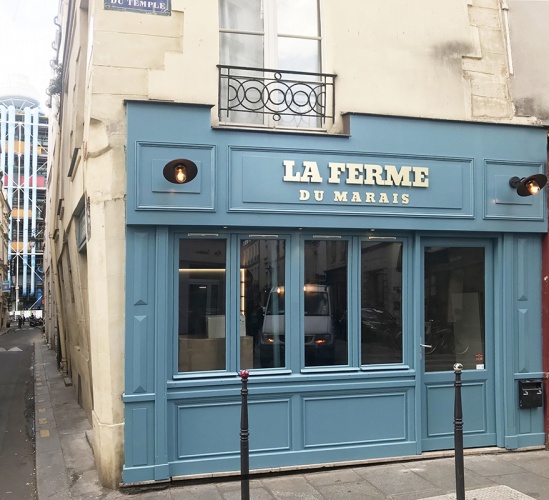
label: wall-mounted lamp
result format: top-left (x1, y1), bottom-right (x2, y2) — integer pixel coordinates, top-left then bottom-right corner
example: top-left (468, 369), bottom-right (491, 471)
top-left (163, 159), bottom-right (198, 185)
top-left (509, 174), bottom-right (547, 197)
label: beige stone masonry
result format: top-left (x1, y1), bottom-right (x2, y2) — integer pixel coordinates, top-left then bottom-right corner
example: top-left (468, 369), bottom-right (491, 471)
top-left (462, 57), bottom-right (506, 77)
top-left (471, 0), bottom-right (501, 10)
top-left (462, 2), bottom-right (513, 120)
top-left (468, 6), bottom-right (502, 29)
top-left (472, 95), bottom-right (513, 118)
top-left (469, 73), bottom-right (509, 97)
top-left (478, 28), bottom-right (506, 55)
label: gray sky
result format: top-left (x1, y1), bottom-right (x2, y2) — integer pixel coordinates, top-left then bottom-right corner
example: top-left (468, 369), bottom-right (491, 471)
top-left (0, 0), bottom-right (60, 109)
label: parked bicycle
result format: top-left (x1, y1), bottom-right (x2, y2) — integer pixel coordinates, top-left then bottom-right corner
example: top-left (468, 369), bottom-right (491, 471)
top-left (423, 320), bottom-right (469, 356)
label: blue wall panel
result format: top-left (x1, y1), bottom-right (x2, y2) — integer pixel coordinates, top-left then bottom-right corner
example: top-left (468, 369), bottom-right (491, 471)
top-left (426, 382), bottom-right (487, 437)
top-left (135, 142), bottom-right (216, 211)
top-left (125, 229), bottom-right (156, 395)
top-left (174, 398), bottom-right (291, 460)
top-left (124, 402), bottom-right (155, 468)
top-left (501, 234), bottom-right (544, 450)
top-left (302, 392), bottom-right (408, 447)
top-left (126, 102), bottom-right (547, 233)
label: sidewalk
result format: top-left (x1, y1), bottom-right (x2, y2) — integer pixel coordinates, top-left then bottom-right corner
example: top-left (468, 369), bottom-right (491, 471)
top-left (33, 337), bottom-right (549, 500)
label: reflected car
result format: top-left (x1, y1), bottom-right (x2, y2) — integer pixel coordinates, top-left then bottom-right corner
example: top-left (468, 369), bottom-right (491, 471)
top-left (259, 285), bottom-right (336, 367)
top-left (338, 308), bottom-right (401, 344)
top-left (361, 308), bottom-right (400, 341)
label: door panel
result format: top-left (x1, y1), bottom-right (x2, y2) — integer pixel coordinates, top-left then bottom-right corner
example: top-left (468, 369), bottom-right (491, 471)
top-left (421, 241), bottom-right (496, 451)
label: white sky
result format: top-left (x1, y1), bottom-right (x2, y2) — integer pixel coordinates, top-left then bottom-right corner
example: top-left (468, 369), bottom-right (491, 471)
top-left (0, 0), bottom-right (60, 109)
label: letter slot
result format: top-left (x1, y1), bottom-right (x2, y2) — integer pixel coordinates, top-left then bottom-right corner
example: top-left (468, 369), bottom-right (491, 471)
top-left (518, 379), bottom-right (543, 409)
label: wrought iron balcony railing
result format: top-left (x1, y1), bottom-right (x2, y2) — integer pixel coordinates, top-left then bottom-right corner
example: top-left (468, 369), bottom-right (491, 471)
top-left (218, 65), bottom-right (336, 130)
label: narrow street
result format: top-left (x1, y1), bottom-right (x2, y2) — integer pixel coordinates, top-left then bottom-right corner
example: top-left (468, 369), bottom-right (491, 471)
top-left (0, 326), bottom-right (42, 500)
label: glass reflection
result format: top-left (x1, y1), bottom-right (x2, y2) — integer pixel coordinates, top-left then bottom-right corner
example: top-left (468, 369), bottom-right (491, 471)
top-left (424, 247), bottom-right (485, 372)
top-left (304, 240), bottom-right (348, 367)
top-left (178, 239), bottom-right (227, 372)
top-left (360, 242), bottom-right (403, 365)
top-left (240, 239), bottom-right (286, 369)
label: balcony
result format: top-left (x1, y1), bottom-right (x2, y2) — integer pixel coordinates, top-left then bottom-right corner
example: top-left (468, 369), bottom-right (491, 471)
top-left (218, 65), bottom-right (335, 131)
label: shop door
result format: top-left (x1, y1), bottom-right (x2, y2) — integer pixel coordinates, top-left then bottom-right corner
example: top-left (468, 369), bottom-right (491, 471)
top-left (421, 242), bottom-right (496, 451)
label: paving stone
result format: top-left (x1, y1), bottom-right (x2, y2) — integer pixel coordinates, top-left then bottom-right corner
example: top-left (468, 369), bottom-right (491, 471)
top-left (304, 467), bottom-right (363, 487)
top-left (316, 480), bottom-right (386, 499)
top-left (261, 474), bottom-right (324, 499)
top-left (420, 484), bottom-right (535, 499)
top-left (483, 472), bottom-right (549, 500)
top-left (406, 457), bottom-right (495, 491)
top-left (169, 482), bottom-right (224, 499)
top-left (464, 455), bottom-right (529, 477)
top-left (355, 462), bottom-right (438, 496)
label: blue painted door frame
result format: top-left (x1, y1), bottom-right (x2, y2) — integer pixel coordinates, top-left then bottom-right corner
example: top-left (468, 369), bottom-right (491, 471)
top-left (419, 237), bottom-right (496, 451)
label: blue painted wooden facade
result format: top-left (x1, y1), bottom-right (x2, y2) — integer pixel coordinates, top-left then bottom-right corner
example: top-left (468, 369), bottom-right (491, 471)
top-left (123, 102), bottom-right (547, 483)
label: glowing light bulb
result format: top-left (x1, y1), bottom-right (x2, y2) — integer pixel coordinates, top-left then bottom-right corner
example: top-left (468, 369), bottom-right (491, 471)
top-left (175, 165), bottom-right (187, 183)
top-left (526, 180), bottom-right (540, 195)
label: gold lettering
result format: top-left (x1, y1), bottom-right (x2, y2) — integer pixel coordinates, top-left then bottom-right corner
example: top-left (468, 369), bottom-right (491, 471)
top-left (328, 162), bottom-right (345, 184)
top-left (346, 163), bottom-right (364, 185)
top-left (363, 165), bottom-right (386, 186)
top-left (334, 191), bottom-right (348, 202)
top-left (413, 167), bottom-right (429, 187)
top-left (385, 165), bottom-right (413, 187)
top-left (283, 160), bottom-right (301, 182)
top-left (379, 193), bottom-right (389, 204)
top-left (302, 161), bottom-right (323, 183)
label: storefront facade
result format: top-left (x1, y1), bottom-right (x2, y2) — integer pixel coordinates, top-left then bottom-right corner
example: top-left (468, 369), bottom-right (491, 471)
top-left (123, 101), bottom-right (547, 483)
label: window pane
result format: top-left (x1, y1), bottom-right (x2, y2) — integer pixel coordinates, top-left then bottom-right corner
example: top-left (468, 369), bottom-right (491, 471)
top-left (219, 0), bottom-right (263, 32)
top-left (220, 32), bottom-right (264, 67)
top-left (277, 0), bottom-right (319, 37)
top-left (360, 242), bottom-right (403, 365)
top-left (424, 247), bottom-right (485, 372)
top-left (278, 38), bottom-right (320, 73)
top-left (219, 33), bottom-right (265, 125)
top-left (304, 240), bottom-right (347, 367)
top-left (240, 239), bottom-right (285, 369)
top-left (178, 239), bottom-right (227, 372)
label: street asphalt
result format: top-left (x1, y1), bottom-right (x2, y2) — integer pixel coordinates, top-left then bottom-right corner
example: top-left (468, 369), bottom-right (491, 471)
top-left (28, 333), bottom-right (549, 500)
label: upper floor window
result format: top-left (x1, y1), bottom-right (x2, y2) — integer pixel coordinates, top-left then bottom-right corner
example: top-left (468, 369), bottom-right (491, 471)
top-left (219, 0), bottom-right (320, 73)
top-left (219, 0), bottom-right (333, 129)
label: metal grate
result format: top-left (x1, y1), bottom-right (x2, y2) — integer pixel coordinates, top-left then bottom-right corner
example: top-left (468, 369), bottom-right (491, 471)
top-left (218, 65), bottom-right (335, 130)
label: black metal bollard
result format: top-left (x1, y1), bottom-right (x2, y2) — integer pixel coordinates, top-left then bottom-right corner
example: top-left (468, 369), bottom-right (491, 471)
top-left (453, 362), bottom-right (465, 500)
top-left (239, 370), bottom-right (250, 500)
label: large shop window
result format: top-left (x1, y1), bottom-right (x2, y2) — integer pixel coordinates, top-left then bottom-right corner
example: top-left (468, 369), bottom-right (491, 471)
top-left (177, 236), bottom-right (407, 374)
top-left (178, 239), bottom-right (227, 372)
top-left (360, 241), bottom-right (403, 365)
top-left (303, 239), bottom-right (348, 366)
top-left (424, 247), bottom-right (485, 372)
top-left (241, 238), bottom-right (286, 369)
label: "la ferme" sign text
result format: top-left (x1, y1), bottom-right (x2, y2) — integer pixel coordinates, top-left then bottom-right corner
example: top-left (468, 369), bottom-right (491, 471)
top-left (282, 160), bottom-right (429, 205)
